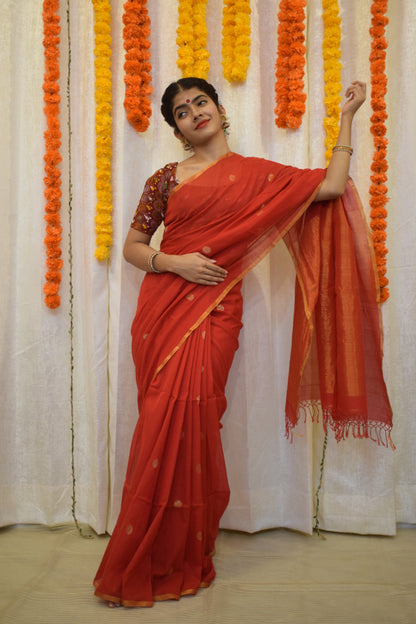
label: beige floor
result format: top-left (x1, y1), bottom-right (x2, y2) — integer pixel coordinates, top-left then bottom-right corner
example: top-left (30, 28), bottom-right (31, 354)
top-left (0, 524), bottom-right (414, 624)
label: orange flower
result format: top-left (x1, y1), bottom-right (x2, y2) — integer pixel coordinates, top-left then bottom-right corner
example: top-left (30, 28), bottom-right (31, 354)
top-left (123, 0), bottom-right (152, 132)
top-left (369, 0), bottom-right (389, 301)
top-left (42, 0), bottom-right (62, 309)
top-left (274, 0), bottom-right (307, 129)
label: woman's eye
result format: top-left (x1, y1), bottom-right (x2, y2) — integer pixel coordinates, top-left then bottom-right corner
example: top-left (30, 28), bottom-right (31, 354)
top-left (178, 111), bottom-right (187, 119)
top-left (198, 99), bottom-right (207, 106)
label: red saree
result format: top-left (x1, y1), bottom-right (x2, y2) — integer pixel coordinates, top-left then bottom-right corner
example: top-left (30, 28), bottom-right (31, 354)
top-left (94, 152), bottom-right (392, 606)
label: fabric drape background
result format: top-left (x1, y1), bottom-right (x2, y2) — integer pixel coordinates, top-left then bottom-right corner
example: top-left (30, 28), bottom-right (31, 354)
top-left (1, 0), bottom-right (415, 536)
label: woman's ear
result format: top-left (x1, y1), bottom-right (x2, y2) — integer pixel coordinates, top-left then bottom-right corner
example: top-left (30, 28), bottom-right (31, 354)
top-left (174, 129), bottom-right (182, 141)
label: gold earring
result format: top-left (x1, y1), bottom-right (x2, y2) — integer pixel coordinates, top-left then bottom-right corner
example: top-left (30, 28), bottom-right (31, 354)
top-left (221, 114), bottom-right (230, 136)
top-left (180, 135), bottom-right (193, 151)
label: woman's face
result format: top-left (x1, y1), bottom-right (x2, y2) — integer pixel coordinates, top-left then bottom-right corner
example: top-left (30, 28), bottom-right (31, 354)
top-left (171, 87), bottom-right (223, 146)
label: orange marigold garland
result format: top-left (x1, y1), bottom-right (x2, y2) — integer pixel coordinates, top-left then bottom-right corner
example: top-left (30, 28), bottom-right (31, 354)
top-left (322, 0), bottom-right (342, 164)
top-left (222, 0), bottom-right (251, 83)
top-left (274, 0), bottom-right (307, 129)
top-left (369, 0), bottom-right (389, 301)
top-left (93, 0), bottom-right (113, 261)
top-left (43, 0), bottom-right (62, 309)
top-left (177, 0), bottom-right (209, 79)
top-left (123, 0), bottom-right (152, 132)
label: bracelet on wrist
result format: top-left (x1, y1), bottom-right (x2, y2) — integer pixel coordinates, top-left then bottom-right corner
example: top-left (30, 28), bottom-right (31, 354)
top-left (332, 144), bottom-right (353, 155)
top-left (148, 250), bottom-right (162, 273)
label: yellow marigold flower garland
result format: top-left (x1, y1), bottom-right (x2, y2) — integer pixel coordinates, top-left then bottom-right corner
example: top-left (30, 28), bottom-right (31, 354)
top-left (369, 0), bottom-right (389, 302)
top-left (42, 0), bottom-right (62, 309)
top-left (222, 0), bottom-right (251, 83)
top-left (274, 0), bottom-right (307, 129)
top-left (92, 0), bottom-right (113, 261)
top-left (322, 0), bottom-right (342, 164)
top-left (177, 0), bottom-right (209, 79)
top-left (123, 0), bottom-right (152, 132)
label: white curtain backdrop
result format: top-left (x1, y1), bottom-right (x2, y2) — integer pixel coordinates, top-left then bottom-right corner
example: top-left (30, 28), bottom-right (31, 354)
top-left (1, 0), bottom-right (415, 536)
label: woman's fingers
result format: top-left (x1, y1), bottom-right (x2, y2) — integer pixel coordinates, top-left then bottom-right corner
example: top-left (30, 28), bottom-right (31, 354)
top-left (174, 252), bottom-right (228, 284)
top-left (345, 81), bottom-right (366, 101)
top-left (198, 253), bottom-right (228, 277)
top-left (342, 81), bottom-right (366, 115)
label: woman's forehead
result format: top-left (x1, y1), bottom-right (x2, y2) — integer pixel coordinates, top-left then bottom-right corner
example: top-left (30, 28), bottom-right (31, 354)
top-left (172, 88), bottom-right (208, 108)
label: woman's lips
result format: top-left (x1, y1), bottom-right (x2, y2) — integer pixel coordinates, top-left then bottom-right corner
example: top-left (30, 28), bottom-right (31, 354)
top-left (196, 119), bottom-right (209, 129)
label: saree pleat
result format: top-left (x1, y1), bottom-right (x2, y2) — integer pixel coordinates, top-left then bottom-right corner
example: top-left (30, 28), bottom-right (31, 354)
top-left (94, 283), bottom-right (243, 606)
top-left (94, 153), bottom-right (392, 606)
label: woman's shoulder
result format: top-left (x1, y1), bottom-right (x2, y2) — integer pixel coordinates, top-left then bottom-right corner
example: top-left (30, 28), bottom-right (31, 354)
top-left (234, 154), bottom-right (288, 173)
top-left (150, 162), bottom-right (178, 178)
top-left (143, 162), bottom-right (179, 190)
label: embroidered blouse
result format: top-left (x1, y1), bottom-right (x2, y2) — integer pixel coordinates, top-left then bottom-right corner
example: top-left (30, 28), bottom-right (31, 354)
top-left (130, 163), bottom-right (178, 236)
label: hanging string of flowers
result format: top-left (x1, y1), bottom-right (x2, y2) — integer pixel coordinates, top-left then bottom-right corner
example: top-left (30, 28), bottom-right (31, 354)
top-left (122, 0), bottom-right (152, 132)
top-left (92, 0), bottom-right (113, 261)
top-left (221, 0), bottom-right (251, 82)
top-left (274, 0), bottom-right (307, 129)
top-left (322, 0), bottom-right (342, 164)
top-left (177, 0), bottom-right (209, 79)
top-left (42, 0), bottom-right (62, 309)
top-left (369, 0), bottom-right (389, 302)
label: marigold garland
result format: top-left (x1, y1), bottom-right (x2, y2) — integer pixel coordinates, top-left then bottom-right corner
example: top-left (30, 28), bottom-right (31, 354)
top-left (177, 0), bottom-right (209, 79)
top-left (122, 0), bottom-right (152, 132)
top-left (43, 0), bottom-right (62, 309)
top-left (322, 0), bottom-right (342, 164)
top-left (369, 0), bottom-right (389, 301)
top-left (222, 0), bottom-right (251, 82)
top-left (93, 0), bottom-right (113, 261)
top-left (274, 0), bottom-right (307, 129)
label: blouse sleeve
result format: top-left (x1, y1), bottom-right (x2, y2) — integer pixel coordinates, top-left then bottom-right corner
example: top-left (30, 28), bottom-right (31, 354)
top-left (130, 162), bottom-right (178, 236)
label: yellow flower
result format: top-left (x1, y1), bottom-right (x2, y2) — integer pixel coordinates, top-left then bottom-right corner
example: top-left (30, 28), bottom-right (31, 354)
top-left (93, 0), bottom-right (113, 261)
top-left (322, 0), bottom-right (342, 164)
top-left (177, 0), bottom-right (209, 79)
top-left (222, 0), bottom-right (251, 82)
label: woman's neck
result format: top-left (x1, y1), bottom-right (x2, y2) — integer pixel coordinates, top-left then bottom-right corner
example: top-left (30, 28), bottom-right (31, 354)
top-left (191, 134), bottom-right (230, 164)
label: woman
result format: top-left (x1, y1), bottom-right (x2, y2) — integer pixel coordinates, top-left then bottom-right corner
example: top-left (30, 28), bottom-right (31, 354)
top-left (94, 78), bottom-right (392, 607)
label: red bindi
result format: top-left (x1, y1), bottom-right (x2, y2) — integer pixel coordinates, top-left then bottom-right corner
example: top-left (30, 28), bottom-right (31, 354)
top-left (185, 98), bottom-right (191, 103)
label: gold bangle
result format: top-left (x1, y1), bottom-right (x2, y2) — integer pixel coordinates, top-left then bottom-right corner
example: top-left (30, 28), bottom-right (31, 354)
top-left (332, 144), bottom-right (353, 155)
top-left (148, 251), bottom-right (162, 273)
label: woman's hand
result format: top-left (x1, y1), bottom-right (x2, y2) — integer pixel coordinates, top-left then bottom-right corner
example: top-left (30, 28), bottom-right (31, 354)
top-left (314, 80), bottom-right (366, 201)
top-left (123, 229), bottom-right (227, 284)
top-left (170, 252), bottom-right (228, 285)
top-left (341, 81), bottom-right (366, 117)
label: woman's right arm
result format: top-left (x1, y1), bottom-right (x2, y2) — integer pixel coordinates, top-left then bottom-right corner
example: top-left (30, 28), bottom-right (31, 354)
top-left (123, 228), bottom-right (228, 285)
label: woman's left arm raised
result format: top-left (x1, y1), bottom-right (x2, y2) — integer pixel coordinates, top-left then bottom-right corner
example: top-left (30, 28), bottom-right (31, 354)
top-left (315, 81), bottom-right (366, 201)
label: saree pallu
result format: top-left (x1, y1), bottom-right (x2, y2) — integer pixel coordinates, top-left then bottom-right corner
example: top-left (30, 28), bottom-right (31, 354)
top-left (94, 152), bottom-right (392, 606)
